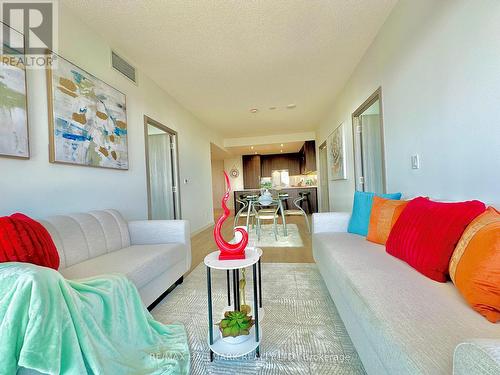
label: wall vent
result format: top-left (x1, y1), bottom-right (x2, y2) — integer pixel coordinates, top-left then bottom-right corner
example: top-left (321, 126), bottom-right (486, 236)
top-left (111, 51), bottom-right (137, 84)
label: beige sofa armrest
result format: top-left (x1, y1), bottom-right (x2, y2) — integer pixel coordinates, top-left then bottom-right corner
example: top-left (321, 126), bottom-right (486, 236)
top-left (454, 339), bottom-right (500, 375)
top-left (312, 212), bottom-right (350, 234)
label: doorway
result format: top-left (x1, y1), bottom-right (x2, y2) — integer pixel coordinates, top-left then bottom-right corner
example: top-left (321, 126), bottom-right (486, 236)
top-left (144, 116), bottom-right (181, 220)
top-left (318, 141), bottom-right (330, 212)
top-left (352, 88), bottom-right (386, 193)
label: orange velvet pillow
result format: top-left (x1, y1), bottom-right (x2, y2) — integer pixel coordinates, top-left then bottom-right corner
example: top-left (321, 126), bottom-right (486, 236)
top-left (366, 196), bottom-right (408, 245)
top-left (449, 207), bottom-right (500, 323)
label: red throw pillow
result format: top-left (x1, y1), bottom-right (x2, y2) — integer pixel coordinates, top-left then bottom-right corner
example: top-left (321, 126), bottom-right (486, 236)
top-left (386, 197), bottom-right (486, 282)
top-left (0, 213), bottom-right (60, 270)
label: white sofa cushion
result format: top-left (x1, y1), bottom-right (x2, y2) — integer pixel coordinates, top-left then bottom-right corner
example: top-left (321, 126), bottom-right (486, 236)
top-left (60, 244), bottom-right (185, 289)
top-left (314, 231), bottom-right (499, 374)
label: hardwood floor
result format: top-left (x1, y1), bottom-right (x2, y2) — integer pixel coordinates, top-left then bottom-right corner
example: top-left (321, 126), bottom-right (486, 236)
top-left (189, 210), bottom-right (314, 273)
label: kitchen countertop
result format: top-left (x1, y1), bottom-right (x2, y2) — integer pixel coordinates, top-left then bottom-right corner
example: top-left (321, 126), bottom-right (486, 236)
top-left (234, 186), bottom-right (317, 191)
top-left (232, 186), bottom-right (318, 213)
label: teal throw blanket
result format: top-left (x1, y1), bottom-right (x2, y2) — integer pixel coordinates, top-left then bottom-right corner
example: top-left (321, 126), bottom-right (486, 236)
top-left (0, 263), bottom-right (190, 375)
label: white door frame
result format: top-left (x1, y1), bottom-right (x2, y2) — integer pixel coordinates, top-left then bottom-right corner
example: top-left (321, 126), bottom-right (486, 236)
top-left (351, 87), bottom-right (387, 193)
top-left (144, 115), bottom-right (182, 219)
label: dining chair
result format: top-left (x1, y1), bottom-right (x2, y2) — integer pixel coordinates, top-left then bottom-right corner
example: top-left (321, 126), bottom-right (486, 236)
top-left (255, 198), bottom-right (281, 241)
top-left (278, 193), bottom-right (290, 210)
top-left (298, 191), bottom-right (313, 214)
top-left (284, 195), bottom-right (311, 233)
top-left (234, 196), bottom-right (258, 231)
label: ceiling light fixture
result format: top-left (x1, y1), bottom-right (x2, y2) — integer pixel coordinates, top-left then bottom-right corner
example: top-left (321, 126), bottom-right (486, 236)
top-left (250, 146), bottom-right (254, 150)
top-left (280, 150), bottom-right (283, 153)
top-left (280, 144), bottom-right (284, 147)
top-left (286, 104), bottom-right (296, 109)
top-left (250, 108), bottom-right (258, 113)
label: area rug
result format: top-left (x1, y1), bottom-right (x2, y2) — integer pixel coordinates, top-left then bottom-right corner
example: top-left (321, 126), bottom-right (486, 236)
top-left (152, 263), bottom-right (366, 374)
top-left (246, 224), bottom-right (304, 248)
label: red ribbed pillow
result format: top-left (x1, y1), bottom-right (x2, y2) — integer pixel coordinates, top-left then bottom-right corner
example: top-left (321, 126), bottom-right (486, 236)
top-left (386, 197), bottom-right (486, 282)
top-left (0, 213), bottom-right (60, 270)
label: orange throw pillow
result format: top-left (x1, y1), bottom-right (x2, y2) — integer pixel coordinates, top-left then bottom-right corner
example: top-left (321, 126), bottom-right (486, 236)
top-left (449, 207), bottom-right (500, 323)
top-left (367, 196), bottom-right (408, 245)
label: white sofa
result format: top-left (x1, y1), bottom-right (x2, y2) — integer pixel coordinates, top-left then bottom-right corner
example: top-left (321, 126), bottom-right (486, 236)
top-left (40, 209), bottom-right (191, 307)
top-left (312, 212), bottom-right (500, 375)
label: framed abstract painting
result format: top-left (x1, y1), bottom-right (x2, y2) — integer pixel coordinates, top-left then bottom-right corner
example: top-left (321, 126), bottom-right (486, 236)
top-left (0, 45), bottom-right (29, 159)
top-left (47, 54), bottom-right (128, 169)
top-left (327, 122), bottom-right (347, 180)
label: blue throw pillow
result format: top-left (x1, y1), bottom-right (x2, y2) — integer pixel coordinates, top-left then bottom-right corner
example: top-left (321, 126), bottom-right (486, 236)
top-left (347, 191), bottom-right (402, 236)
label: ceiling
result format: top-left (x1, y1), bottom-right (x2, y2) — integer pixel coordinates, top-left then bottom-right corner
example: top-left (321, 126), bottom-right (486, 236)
top-left (227, 141), bottom-right (305, 157)
top-left (61, 0), bottom-right (397, 137)
top-left (211, 141), bottom-right (304, 160)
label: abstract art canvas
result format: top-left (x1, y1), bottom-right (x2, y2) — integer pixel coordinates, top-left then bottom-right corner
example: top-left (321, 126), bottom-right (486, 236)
top-left (0, 59), bottom-right (29, 158)
top-left (328, 123), bottom-right (346, 180)
top-left (47, 55), bottom-right (128, 169)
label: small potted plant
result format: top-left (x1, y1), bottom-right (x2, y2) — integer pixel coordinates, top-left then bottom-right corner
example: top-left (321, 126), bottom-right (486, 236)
top-left (217, 310), bottom-right (255, 344)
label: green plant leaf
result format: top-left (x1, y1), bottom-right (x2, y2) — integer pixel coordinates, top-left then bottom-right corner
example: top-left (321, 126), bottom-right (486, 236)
top-left (229, 326), bottom-right (239, 337)
top-left (218, 310), bottom-right (254, 338)
top-left (222, 327), bottom-right (232, 337)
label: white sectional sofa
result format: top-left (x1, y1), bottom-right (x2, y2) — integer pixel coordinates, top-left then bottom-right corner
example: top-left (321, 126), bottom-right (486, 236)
top-left (312, 212), bottom-right (499, 375)
top-left (40, 209), bottom-right (191, 307)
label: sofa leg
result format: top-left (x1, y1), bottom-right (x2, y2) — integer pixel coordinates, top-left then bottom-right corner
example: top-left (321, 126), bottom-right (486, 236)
top-left (147, 275), bottom-right (185, 311)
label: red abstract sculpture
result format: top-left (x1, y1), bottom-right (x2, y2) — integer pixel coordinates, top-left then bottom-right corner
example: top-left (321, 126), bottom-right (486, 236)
top-left (214, 172), bottom-right (248, 260)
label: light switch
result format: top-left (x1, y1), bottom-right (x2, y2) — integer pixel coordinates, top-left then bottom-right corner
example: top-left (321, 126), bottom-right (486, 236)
top-left (411, 155), bottom-right (420, 169)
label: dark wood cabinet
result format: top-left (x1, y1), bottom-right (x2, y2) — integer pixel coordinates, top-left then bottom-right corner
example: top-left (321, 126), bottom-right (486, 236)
top-left (270, 155), bottom-right (286, 171)
top-left (242, 155), bottom-right (261, 188)
top-left (288, 154), bottom-right (301, 175)
top-left (260, 156), bottom-right (273, 177)
top-left (244, 141), bottom-right (316, 184)
top-left (260, 153), bottom-right (301, 177)
top-left (299, 140), bottom-right (316, 174)
top-left (299, 150), bottom-right (305, 174)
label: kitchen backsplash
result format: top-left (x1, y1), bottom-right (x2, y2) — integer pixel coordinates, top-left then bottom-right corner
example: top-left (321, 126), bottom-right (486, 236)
top-left (289, 174), bottom-right (317, 187)
top-left (261, 174), bottom-right (317, 188)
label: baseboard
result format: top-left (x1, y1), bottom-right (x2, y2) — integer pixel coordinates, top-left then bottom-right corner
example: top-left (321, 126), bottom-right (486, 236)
top-left (191, 222), bottom-right (213, 236)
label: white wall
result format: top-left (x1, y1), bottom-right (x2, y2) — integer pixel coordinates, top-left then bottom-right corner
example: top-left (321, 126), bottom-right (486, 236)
top-left (317, 0), bottom-right (500, 211)
top-left (223, 157), bottom-right (244, 211)
top-left (0, 4), bottom-right (223, 232)
top-left (211, 159), bottom-right (225, 210)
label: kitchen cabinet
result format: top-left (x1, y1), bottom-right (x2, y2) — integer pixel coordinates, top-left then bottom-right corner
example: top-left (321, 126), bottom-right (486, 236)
top-left (244, 141), bottom-right (316, 183)
top-left (270, 155), bottom-right (288, 171)
top-left (242, 155), bottom-right (261, 189)
top-left (287, 154), bottom-right (301, 175)
top-left (261, 153), bottom-right (300, 177)
top-left (260, 156), bottom-right (273, 177)
top-left (299, 140), bottom-right (317, 174)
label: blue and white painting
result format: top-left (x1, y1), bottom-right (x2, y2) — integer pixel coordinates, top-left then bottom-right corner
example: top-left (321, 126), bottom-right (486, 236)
top-left (49, 56), bottom-right (128, 169)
